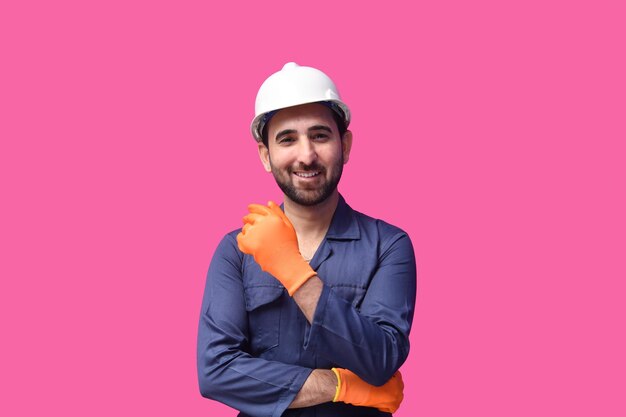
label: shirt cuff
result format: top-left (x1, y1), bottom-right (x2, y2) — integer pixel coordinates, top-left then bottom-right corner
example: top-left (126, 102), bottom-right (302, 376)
top-left (272, 367), bottom-right (313, 417)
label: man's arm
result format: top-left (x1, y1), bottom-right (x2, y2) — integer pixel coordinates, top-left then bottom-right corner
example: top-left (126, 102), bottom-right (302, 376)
top-left (288, 366), bottom-right (404, 413)
top-left (198, 234), bottom-right (313, 417)
top-left (291, 275), bottom-right (323, 323)
top-left (301, 233), bottom-right (416, 386)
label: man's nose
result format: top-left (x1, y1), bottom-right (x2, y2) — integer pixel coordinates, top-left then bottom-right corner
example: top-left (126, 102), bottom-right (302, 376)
top-left (296, 137), bottom-right (317, 165)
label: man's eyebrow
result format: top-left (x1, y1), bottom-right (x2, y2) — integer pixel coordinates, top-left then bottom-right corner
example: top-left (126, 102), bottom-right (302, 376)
top-left (308, 125), bottom-right (332, 133)
top-left (275, 129), bottom-right (297, 140)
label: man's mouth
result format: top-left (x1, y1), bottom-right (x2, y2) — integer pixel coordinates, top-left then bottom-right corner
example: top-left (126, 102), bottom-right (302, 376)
top-left (293, 171), bottom-right (321, 178)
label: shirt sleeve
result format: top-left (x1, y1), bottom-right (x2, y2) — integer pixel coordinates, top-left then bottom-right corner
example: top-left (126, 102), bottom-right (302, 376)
top-left (197, 233), bottom-right (312, 417)
top-left (304, 232), bottom-right (417, 387)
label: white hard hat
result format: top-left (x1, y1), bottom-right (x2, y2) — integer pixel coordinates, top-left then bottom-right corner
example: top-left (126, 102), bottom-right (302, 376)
top-left (250, 62), bottom-right (351, 142)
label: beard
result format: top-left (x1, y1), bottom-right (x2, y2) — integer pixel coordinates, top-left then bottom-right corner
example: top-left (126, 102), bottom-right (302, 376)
top-left (270, 157), bottom-right (344, 207)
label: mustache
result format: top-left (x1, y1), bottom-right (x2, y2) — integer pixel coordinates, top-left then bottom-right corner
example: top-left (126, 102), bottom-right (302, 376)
top-left (289, 163), bottom-right (325, 172)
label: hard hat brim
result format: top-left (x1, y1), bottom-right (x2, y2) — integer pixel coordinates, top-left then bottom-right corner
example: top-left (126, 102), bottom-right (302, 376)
top-left (251, 99), bottom-right (351, 143)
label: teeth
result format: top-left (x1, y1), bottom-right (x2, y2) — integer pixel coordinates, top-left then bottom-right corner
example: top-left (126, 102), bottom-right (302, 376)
top-left (295, 172), bottom-right (319, 178)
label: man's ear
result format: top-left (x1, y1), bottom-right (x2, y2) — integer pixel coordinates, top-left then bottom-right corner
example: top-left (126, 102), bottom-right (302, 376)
top-left (258, 142), bottom-right (272, 172)
top-left (341, 130), bottom-right (353, 164)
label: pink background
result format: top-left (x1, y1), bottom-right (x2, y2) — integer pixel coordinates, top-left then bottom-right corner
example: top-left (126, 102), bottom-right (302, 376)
top-left (1, 0), bottom-right (625, 416)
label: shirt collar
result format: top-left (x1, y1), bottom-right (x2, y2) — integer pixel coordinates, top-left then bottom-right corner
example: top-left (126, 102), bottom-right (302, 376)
top-left (325, 193), bottom-right (361, 240)
top-left (279, 194), bottom-right (361, 241)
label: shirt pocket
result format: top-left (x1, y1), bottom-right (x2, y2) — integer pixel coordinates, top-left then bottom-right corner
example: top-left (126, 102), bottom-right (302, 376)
top-left (329, 284), bottom-right (367, 309)
top-left (317, 245), bottom-right (373, 310)
top-left (243, 285), bottom-right (284, 354)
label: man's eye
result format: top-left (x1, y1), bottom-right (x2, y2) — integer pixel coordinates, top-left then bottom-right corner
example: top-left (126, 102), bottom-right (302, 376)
top-left (278, 137), bottom-right (294, 144)
top-left (312, 133), bottom-right (328, 140)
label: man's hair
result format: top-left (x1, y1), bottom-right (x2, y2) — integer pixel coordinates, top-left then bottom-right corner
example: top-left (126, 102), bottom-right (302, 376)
top-left (261, 106), bottom-right (347, 148)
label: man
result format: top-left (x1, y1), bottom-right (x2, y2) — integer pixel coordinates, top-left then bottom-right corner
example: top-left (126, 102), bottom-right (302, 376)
top-left (197, 62), bottom-right (417, 417)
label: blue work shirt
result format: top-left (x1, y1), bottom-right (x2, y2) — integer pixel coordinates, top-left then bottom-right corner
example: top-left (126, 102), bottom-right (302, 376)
top-left (197, 195), bottom-right (417, 417)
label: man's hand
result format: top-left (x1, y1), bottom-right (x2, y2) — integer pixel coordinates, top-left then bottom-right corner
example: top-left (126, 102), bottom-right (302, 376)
top-left (236, 201), bottom-right (316, 296)
top-left (332, 368), bottom-right (404, 413)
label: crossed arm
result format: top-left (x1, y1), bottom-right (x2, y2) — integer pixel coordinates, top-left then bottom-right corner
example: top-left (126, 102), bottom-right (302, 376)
top-left (289, 279), bottom-right (405, 410)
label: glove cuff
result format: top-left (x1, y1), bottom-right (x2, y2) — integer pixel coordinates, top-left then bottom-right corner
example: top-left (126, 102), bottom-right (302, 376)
top-left (284, 258), bottom-right (317, 296)
top-left (331, 368), bottom-right (342, 402)
top-left (331, 367), bottom-right (352, 403)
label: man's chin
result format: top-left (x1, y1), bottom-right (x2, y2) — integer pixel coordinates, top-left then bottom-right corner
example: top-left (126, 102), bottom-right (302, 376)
top-left (291, 193), bottom-right (326, 206)
top-left (284, 188), bottom-right (335, 207)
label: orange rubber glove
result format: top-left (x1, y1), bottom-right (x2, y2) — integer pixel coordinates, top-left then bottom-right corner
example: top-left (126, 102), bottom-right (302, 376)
top-left (331, 368), bottom-right (404, 413)
top-left (236, 201), bottom-right (316, 296)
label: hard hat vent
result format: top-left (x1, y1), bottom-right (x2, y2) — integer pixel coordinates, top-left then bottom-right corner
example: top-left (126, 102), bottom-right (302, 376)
top-left (282, 62), bottom-right (299, 70)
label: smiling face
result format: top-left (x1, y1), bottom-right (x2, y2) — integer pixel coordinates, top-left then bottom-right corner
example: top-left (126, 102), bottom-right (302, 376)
top-left (258, 103), bottom-right (352, 207)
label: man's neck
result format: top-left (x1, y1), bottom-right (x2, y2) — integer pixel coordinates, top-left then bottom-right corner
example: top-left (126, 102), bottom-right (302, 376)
top-left (283, 191), bottom-right (339, 240)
